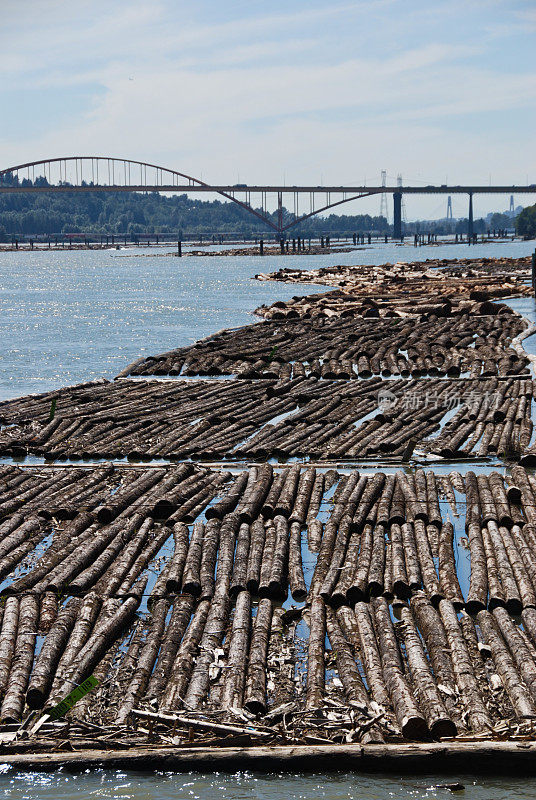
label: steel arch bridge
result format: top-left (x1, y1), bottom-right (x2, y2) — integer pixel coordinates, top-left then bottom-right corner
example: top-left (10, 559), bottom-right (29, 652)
top-left (0, 156), bottom-right (535, 238)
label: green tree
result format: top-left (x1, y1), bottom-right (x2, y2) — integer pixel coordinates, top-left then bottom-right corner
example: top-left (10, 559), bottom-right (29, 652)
top-left (517, 205), bottom-right (536, 238)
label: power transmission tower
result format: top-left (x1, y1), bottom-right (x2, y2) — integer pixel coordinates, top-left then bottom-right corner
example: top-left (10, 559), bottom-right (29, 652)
top-left (446, 196), bottom-right (453, 220)
top-left (397, 175), bottom-right (407, 224)
top-left (380, 170), bottom-right (389, 224)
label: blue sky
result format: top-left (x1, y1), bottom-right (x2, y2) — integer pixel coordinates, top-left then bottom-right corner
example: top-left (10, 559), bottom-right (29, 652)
top-left (1, 0), bottom-right (535, 219)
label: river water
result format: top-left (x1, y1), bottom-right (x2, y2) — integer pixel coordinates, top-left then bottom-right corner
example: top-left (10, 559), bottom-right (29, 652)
top-left (1, 238), bottom-right (536, 797)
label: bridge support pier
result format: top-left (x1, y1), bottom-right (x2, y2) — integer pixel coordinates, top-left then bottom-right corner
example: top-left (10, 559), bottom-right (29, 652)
top-left (468, 193), bottom-right (474, 242)
top-left (393, 191), bottom-right (402, 239)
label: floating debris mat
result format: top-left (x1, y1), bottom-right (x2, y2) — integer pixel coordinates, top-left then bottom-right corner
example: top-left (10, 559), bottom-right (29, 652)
top-left (255, 255), bottom-right (532, 320)
top-left (0, 377), bottom-right (534, 462)
top-left (2, 464), bottom-right (536, 747)
top-left (118, 303), bottom-right (528, 380)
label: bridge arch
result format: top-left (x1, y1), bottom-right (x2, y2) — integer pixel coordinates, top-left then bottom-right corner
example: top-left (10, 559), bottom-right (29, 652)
top-left (0, 156), bottom-right (386, 236)
top-left (0, 156), bottom-right (283, 232)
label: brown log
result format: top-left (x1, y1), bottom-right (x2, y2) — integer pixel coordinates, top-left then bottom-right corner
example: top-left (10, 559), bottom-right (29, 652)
top-left (390, 523), bottom-right (410, 599)
top-left (370, 597), bottom-right (428, 740)
top-left (1, 594), bottom-right (39, 721)
top-left (181, 521), bottom-right (204, 596)
top-left (325, 608), bottom-right (384, 744)
top-left (38, 592), bottom-right (58, 634)
top-left (289, 521), bottom-right (307, 601)
top-left (410, 594), bottom-right (464, 730)
top-left (199, 518), bottom-right (220, 600)
top-left (165, 522), bottom-right (190, 594)
top-left (438, 600), bottom-right (492, 732)
top-left (26, 598), bottom-right (82, 709)
top-left (0, 597), bottom-right (19, 700)
top-left (466, 522), bottom-right (488, 614)
top-left (337, 604), bottom-right (390, 708)
top-left (399, 605), bottom-right (456, 738)
top-left (306, 596), bottom-right (326, 710)
top-left (486, 520), bottom-right (522, 614)
top-left (492, 606), bottom-right (536, 704)
top-left (244, 598), bottom-right (273, 714)
top-left (290, 467), bottom-right (316, 524)
top-left (221, 590), bottom-right (252, 709)
top-left (47, 579), bottom-right (146, 706)
top-left (242, 518), bottom-right (264, 595)
top-left (183, 590), bottom-right (231, 709)
top-left (115, 597), bottom-right (171, 723)
top-left (230, 521), bottom-right (251, 598)
top-left (307, 518), bottom-right (323, 553)
top-left (476, 609), bottom-right (536, 718)
top-left (161, 599), bottom-right (211, 711)
top-left (145, 593), bottom-right (195, 700)
top-left (258, 519), bottom-right (276, 597)
top-left (368, 521), bottom-right (386, 597)
top-left (206, 471), bottom-right (249, 520)
top-left (438, 522), bottom-right (464, 608)
top-left (401, 522), bottom-right (422, 589)
top-left (267, 514), bottom-right (289, 599)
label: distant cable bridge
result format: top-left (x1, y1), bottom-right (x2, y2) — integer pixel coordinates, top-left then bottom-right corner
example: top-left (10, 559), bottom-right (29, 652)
top-left (1, 157), bottom-right (534, 238)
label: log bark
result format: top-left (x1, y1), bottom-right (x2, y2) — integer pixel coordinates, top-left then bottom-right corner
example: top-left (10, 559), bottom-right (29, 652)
top-left (27, 598), bottom-right (82, 709)
top-left (246, 518), bottom-right (265, 594)
top-left (438, 522), bottom-right (464, 608)
top-left (244, 598), bottom-right (273, 714)
top-left (438, 600), bottom-right (492, 732)
top-left (305, 596), bottom-right (326, 710)
top-left (115, 597), bottom-right (171, 723)
top-left (165, 522), bottom-right (190, 594)
top-left (1, 594), bottom-right (39, 721)
top-left (199, 519), bottom-right (220, 600)
top-left (399, 605), bottom-right (456, 738)
top-left (370, 597), bottom-right (428, 740)
top-left (289, 521), bottom-right (307, 601)
top-left (145, 593), bottom-right (196, 701)
top-left (221, 590), bottom-right (252, 710)
top-left (161, 599), bottom-right (211, 711)
top-left (476, 609), bottom-right (536, 718)
top-left (466, 522), bottom-right (488, 614)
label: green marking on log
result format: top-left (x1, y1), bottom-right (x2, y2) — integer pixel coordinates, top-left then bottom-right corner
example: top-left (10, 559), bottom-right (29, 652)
top-left (49, 398), bottom-right (57, 421)
top-left (268, 345), bottom-right (278, 362)
top-left (47, 675), bottom-right (99, 720)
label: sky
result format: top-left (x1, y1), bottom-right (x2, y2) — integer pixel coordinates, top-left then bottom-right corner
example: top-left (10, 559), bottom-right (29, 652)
top-left (1, 0), bottom-right (535, 220)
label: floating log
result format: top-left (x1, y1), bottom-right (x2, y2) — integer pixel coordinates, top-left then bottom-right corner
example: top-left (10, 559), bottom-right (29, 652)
top-left (165, 522), bottom-right (190, 595)
top-left (438, 522), bottom-right (464, 608)
top-left (399, 605), bottom-right (456, 738)
top-left (115, 597), bottom-right (171, 724)
top-left (221, 590), bottom-right (252, 710)
top-left (206, 471), bottom-right (249, 520)
top-left (244, 598), bottom-right (273, 715)
top-left (27, 598), bottom-right (82, 709)
top-left (476, 610), bottom-right (536, 718)
top-left (199, 519), bottom-right (220, 600)
top-left (465, 522), bottom-right (488, 614)
top-left (145, 593), bottom-right (196, 701)
top-left (230, 522), bottom-right (251, 597)
top-left (370, 597), bottom-right (428, 740)
top-left (438, 600), bottom-right (492, 732)
top-left (1, 594), bottom-right (39, 721)
top-left (306, 596), bottom-right (326, 710)
top-left (161, 599), bottom-right (211, 711)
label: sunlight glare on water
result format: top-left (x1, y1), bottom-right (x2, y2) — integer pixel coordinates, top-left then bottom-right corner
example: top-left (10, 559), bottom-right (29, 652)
top-left (0, 239), bottom-right (534, 402)
top-left (2, 768), bottom-right (536, 800)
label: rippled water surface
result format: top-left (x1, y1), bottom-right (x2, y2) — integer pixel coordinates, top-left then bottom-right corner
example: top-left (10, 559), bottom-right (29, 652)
top-left (2, 768), bottom-right (536, 800)
top-left (0, 238), bottom-right (534, 401)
